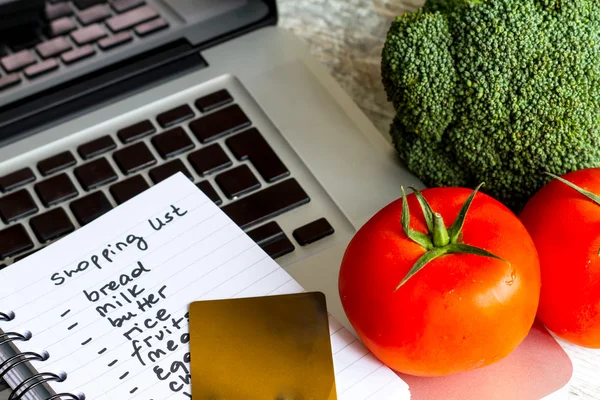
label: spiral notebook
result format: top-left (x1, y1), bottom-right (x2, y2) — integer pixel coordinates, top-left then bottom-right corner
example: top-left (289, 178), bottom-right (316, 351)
top-left (0, 173), bottom-right (410, 400)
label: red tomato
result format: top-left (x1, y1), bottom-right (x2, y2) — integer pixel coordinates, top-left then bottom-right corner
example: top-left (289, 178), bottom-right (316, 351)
top-left (338, 187), bottom-right (541, 377)
top-left (520, 168), bottom-right (600, 348)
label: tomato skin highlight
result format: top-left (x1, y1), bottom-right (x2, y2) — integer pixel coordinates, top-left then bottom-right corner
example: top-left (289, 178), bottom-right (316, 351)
top-left (520, 168), bottom-right (600, 348)
top-left (339, 187), bottom-right (541, 377)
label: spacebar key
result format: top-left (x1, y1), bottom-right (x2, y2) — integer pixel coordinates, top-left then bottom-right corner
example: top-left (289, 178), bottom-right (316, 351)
top-left (222, 179), bottom-right (310, 230)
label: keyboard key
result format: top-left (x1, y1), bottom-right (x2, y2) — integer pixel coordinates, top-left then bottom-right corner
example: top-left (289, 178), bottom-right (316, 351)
top-left (117, 120), bottom-right (155, 143)
top-left (196, 181), bottom-right (222, 205)
top-left (24, 59), bottom-right (59, 79)
top-left (222, 179), bottom-right (310, 230)
top-left (78, 135), bottom-right (116, 159)
top-left (30, 208), bottom-right (75, 243)
top-left (71, 24), bottom-right (107, 45)
top-left (156, 104), bottom-right (194, 128)
top-left (110, 175), bottom-right (149, 204)
top-left (151, 127), bottom-right (194, 159)
top-left (0, 224), bottom-right (33, 260)
top-left (38, 151), bottom-right (77, 176)
top-left (262, 235), bottom-right (295, 259)
top-left (215, 165), bottom-right (261, 199)
top-left (0, 74), bottom-right (21, 92)
top-left (113, 142), bottom-right (157, 174)
top-left (1, 51), bottom-right (36, 73)
top-left (293, 218), bottom-right (334, 246)
top-left (135, 17), bottom-right (168, 37)
top-left (46, 17), bottom-right (77, 37)
top-left (0, 168), bottom-right (35, 192)
top-left (188, 144), bottom-right (232, 176)
top-left (226, 128), bottom-right (290, 183)
top-left (36, 37), bottom-right (72, 59)
top-left (98, 32), bottom-right (132, 50)
top-left (106, 5), bottom-right (158, 32)
top-left (111, 0), bottom-right (145, 13)
top-left (70, 191), bottom-right (112, 226)
top-left (45, 2), bottom-right (73, 20)
top-left (0, 190), bottom-right (39, 223)
top-left (74, 158), bottom-right (118, 190)
top-left (77, 4), bottom-right (111, 25)
top-left (195, 90), bottom-right (233, 113)
top-left (149, 159), bottom-right (193, 184)
top-left (61, 45), bottom-right (96, 64)
top-left (73, 0), bottom-right (106, 10)
top-left (247, 221), bottom-right (285, 246)
top-left (35, 174), bottom-right (78, 207)
top-left (189, 105), bottom-right (251, 144)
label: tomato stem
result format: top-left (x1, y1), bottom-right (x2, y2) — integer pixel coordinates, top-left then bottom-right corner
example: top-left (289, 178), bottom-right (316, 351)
top-left (432, 213), bottom-right (450, 247)
top-left (395, 184), bottom-right (508, 291)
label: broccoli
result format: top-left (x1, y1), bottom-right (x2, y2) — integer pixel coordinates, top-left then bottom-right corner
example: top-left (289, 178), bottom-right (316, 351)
top-left (381, 0), bottom-right (600, 211)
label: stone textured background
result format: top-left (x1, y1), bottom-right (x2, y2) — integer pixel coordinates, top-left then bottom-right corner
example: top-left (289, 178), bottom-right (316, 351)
top-left (279, 0), bottom-right (421, 135)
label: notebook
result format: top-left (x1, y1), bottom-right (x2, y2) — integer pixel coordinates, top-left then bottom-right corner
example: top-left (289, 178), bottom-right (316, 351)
top-left (0, 173), bottom-right (410, 400)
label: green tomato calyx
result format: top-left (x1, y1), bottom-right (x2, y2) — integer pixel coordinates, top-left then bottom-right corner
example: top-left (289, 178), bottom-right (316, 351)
top-left (396, 184), bottom-right (507, 291)
top-left (545, 172), bottom-right (600, 207)
top-left (432, 213), bottom-right (450, 247)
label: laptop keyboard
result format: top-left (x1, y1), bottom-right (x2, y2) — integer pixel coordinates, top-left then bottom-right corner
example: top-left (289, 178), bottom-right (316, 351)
top-left (0, 0), bottom-right (170, 92)
top-left (0, 88), bottom-right (336, 268)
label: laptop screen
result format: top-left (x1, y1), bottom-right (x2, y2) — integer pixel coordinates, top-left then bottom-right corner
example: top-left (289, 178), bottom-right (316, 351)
top-left (166, 0), bottom-right (249, 24)
top-left (0, 0), bottom-right (276, 145)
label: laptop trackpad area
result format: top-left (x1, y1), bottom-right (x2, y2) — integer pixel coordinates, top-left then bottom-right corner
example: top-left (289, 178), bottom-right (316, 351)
top-left (163, 0), bottom-right (247, 23)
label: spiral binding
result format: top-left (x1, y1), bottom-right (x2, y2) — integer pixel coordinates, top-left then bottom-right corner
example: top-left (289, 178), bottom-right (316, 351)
top-left (0, 332), bottom-right (30, 347)
top-left (0, 312), bottom-right (14, 322)
top-left (8, 372), bottom-right (65, 400)
top-left (0, 352), bottom-right (47, 380)
top-left (1, 311), bottom-right (83, 400)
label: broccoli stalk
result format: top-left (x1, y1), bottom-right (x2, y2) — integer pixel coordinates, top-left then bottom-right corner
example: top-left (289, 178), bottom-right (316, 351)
top-left (382, 0), bottom-right (600, 211)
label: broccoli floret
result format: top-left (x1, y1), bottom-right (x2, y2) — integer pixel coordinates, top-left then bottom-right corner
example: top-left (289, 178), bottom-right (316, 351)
top-left (382, 0), bottom-right (600, 211)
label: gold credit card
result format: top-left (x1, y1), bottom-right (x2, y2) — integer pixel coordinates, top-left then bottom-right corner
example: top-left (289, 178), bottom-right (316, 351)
top-left (189, 292), bottom-right (337, 400)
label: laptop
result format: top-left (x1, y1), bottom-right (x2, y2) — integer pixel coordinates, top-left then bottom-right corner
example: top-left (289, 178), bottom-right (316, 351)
top-left (0, 0), bottom-right (420, 397)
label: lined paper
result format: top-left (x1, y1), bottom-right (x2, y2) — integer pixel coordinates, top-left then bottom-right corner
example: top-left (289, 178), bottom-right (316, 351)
top-left (0, 173), bottom-right (410, 399)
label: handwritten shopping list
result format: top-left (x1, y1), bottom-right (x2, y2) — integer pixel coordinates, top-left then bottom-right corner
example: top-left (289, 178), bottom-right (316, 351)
top-left (0, 173), bottom-right (409, 400)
